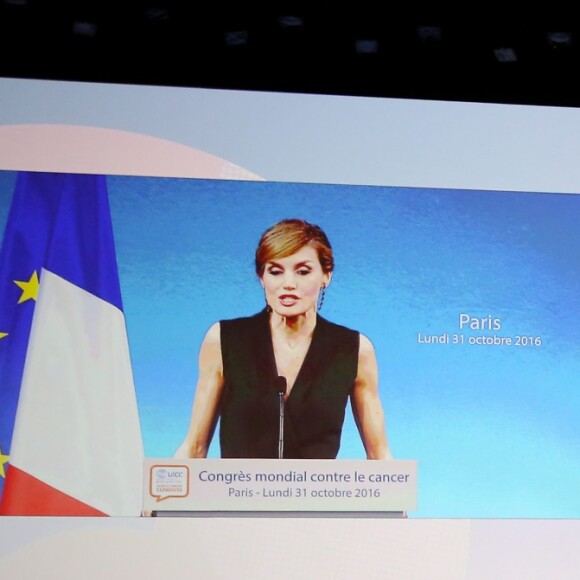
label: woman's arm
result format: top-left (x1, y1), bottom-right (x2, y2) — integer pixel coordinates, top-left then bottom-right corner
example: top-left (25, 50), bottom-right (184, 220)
top-left (174, 322), bottom-right (224, 458)
top-left (351, 334), bottom-right (392, 460)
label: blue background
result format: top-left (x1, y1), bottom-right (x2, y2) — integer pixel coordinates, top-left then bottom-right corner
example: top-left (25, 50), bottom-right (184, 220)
top-left (1, 172), bottom-right (579, 518)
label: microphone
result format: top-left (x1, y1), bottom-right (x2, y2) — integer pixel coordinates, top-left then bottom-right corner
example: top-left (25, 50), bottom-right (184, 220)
top-left (276, 376), bottom-right (287, 396)
top-left (277, 376), bottom-right (287, 459)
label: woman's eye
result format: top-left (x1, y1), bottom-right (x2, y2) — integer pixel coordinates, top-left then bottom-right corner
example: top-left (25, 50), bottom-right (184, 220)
top-left (297, 269), bottom-right (311, 276)
top-left (268, 269), bottom-right (283, 276)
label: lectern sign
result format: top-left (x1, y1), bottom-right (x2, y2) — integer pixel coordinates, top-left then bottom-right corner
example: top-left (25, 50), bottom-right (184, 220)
top-left (143, 459), bottom-right (417, 514)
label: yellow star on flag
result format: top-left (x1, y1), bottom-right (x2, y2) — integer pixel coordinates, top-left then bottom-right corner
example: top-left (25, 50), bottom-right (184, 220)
top-left (14, 270), bottom-right (39, 304)
top-left (0, 332), bottom-right (8, 339)
top-left (0, 446), bottom-right (8, 479)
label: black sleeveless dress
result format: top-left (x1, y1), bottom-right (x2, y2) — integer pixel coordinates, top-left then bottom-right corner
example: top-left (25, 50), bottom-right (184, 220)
top-left (219, 310), bottom-right (359, 458)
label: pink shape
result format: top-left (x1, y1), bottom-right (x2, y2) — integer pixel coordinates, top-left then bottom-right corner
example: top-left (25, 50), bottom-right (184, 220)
top-left (0, 124), bottom-right (261, 180)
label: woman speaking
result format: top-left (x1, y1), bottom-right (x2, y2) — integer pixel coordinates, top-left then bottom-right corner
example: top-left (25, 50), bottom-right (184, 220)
top-left (175, 219), bottom-right (391, 460)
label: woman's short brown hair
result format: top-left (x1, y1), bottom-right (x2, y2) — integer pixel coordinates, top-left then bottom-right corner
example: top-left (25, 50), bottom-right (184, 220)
top-left (255, 219), bottom-right (334, 276)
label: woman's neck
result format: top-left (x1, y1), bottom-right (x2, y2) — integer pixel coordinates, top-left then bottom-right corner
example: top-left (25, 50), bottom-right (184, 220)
top-left (269, 309), bottom-right (317, 339)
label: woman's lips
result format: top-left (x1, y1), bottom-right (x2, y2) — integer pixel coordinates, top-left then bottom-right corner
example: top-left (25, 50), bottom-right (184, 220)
top-left (279, 294), bottom-right (299, 306)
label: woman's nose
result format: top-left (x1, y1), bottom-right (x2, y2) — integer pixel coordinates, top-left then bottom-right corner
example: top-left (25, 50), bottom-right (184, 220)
top-left (283, 273), bottom-right (297, 288)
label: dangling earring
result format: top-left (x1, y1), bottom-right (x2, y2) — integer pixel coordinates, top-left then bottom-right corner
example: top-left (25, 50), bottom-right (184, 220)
top-left (317, 284), bottom-right (326, 311)
top-left (265, 296), bottom-right (272, 313)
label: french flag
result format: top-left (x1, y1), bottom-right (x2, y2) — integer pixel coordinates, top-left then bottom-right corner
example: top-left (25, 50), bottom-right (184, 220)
top-left (0, 172), bottom-right (143, 516)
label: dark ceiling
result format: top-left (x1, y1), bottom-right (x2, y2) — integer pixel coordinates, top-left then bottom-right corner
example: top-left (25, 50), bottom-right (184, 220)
top-left (2, 3), bottom-right (580, 107)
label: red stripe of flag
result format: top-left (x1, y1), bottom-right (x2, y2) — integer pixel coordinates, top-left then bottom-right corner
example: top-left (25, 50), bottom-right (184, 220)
top-left (0, 465), bottom-right (106, 516)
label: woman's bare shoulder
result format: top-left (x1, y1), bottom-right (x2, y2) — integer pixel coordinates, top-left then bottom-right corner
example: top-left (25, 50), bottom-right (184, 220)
top-left (204, 322), bottom-right (221, 344)
top-left (199, 322), bottom-right (223, 371)
top-left (356, 332), bottom-right (378, 390)
top-left (358, 333), bottom-right (376, 358)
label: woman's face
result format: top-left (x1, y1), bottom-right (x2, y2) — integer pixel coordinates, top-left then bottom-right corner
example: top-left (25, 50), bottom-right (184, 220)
top-left (260, 244), bottom-right (331, 318)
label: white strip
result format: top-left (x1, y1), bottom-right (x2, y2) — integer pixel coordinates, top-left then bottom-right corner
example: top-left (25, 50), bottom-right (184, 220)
top-left (3, 78), bottom-right (580, 193)
top-left (0, 518), bottom-right (472, 580)
top-left (10, 269), bottom-right (144, 515)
